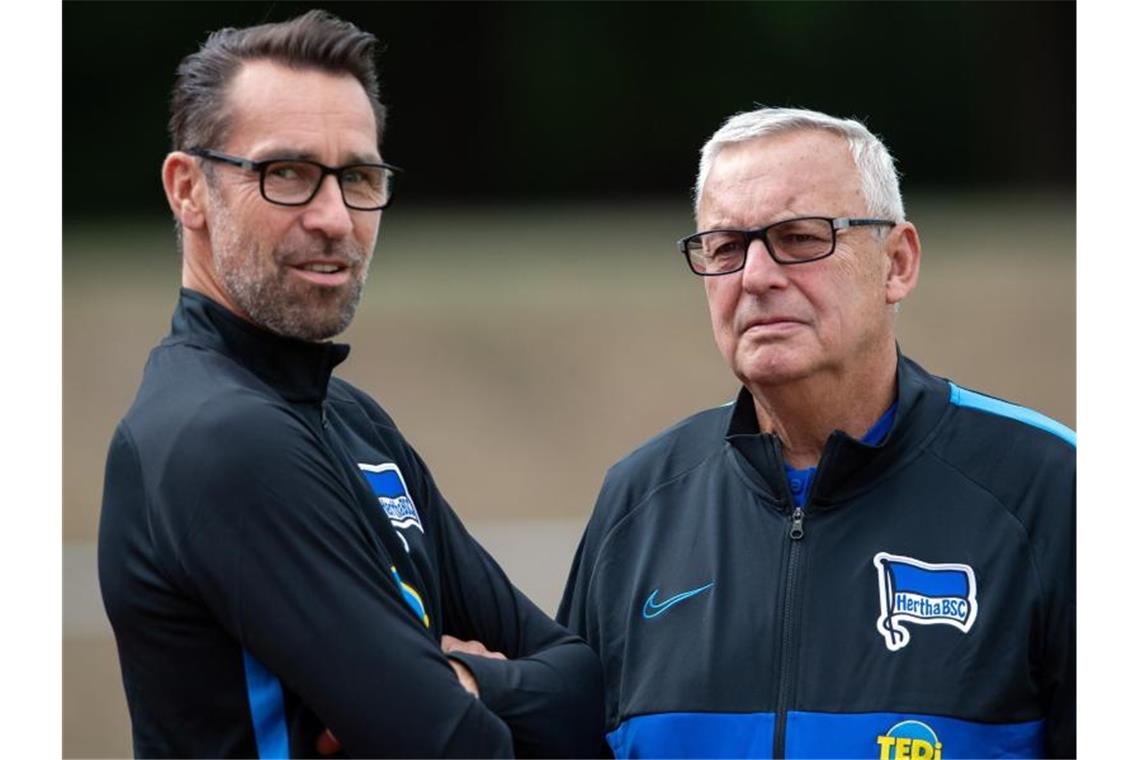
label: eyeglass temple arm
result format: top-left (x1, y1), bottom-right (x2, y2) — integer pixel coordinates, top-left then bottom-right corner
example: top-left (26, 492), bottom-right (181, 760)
top-left (837, 218), bottom-right (897, 229)
top-left (186, 149), bottom-right (257, 171)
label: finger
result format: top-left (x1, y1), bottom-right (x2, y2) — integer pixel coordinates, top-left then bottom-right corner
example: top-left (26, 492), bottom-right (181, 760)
top-left (440, 635), bottom-right (508, 659)
top-left (448, 659), bottom-right (480, 698)
top-left (441, 635), bottom-right (488, 655)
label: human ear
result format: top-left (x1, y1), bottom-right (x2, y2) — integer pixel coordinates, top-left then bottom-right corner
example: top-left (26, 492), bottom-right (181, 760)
top-left (884, 223), bottom-right (922, 305)
top-left (161, 152), bottom-right (208, 231)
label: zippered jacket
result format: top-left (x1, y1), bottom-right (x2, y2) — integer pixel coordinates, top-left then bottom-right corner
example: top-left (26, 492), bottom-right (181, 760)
top-left (557, 353), bottom-right (1074, 759)
top-left (99, 289), bottom-right (604, 758)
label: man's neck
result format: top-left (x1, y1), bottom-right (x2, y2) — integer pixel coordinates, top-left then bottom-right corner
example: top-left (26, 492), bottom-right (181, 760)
top-left (748, 350), bottom-right (899, 469)
top-left (182, 245), bottom-right (253, 326)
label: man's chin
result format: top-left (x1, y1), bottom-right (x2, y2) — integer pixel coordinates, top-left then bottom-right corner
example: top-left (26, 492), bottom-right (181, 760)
top-left (246, 296), bottom-right (358, 342)
top-left (292, 303), bottom-right (357, 341)
top-left (732, 345), bottom-right (816, 388)
top-left (280, 283), bottom-right (362, 340)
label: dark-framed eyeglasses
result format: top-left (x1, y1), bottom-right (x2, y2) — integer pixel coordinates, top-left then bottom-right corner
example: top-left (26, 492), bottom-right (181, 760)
top-left (187, 148), bottom-right (401, 211)
top-left (678, 216), bottom-right (897, 276)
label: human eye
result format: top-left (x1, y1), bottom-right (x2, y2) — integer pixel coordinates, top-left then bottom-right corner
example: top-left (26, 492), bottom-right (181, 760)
top-left (769, 219), bottom-right (833, 259)
top-left (262, 161), bottom-right (321, 191)
top-left (776, 222), bottom-right (829, 243)
top-left (345, 166), bottom-right (385, 187)
top-left (266, 162), bottom-right (305, 181)
top-left (261, 161), bottom-right (318, 203)
top-left (704, 233), bottom-right (746, 258)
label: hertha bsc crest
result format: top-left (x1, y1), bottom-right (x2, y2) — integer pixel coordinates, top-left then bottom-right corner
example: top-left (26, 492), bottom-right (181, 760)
top-left (358, 462), bottom-right (424, 533)
top-left (874, 552), bottom-right (978, 651)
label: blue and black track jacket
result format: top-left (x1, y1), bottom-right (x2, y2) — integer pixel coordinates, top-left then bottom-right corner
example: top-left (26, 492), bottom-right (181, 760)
top-left (557, 354), bottom-right (1075, 759)
top-left (99, 289), bottom-right (604, 758)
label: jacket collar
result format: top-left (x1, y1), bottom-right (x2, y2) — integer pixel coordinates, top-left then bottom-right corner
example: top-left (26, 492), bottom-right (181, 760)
top-left (166, 288), bottom-right (350, 404)
top-left (725, 350), bottom-right (950, 508)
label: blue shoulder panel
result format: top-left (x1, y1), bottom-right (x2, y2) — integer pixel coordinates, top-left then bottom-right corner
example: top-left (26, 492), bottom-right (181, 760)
top-left (785, 710), bottom-right (1045, 759)
top-left (607, 712), bottom-right (775, 759)
top-left (243, 650), bottom-right (290, 759)
top-left (948, 382), bottom-right (1075, 447)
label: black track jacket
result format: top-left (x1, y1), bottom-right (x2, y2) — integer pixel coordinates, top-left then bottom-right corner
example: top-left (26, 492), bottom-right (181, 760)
top-left (99, 289), bottom-right (603, 758)
top-left (558, 354), bottom-right (1074, 759)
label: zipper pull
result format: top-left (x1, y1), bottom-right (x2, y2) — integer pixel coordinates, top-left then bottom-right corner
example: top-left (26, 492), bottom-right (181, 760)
top-left (789, 506), bottom-right (805, 540)
top-left (321, 404), bottom-right (329, 428)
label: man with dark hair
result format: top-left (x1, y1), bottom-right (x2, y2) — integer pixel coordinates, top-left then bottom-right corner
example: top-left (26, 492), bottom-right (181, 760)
top-left (558, 107), bottom-right (1075, 758)
top-left (99, 11), bottom-right (602, 757)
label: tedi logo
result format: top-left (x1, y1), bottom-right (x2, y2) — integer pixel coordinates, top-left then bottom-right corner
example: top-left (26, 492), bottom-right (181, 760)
top-left (876, 720), bottom-right (942, 760)
top-left (874, 552), bottom-right (977, 651)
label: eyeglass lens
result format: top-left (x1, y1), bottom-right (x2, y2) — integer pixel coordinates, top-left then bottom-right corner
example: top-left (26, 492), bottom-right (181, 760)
top-left (687, 217), bottom-right (835, 273)
top-left (262, 161), bottom-right (392, 208)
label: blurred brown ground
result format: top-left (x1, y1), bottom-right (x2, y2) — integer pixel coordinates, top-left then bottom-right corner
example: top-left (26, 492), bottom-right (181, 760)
top-left (63, 196), bottom-right (1074, 757)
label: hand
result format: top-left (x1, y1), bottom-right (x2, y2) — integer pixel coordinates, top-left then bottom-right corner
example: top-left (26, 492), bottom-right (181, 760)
top-left (316, 728), bottom-right (341, 757)
top-left (448, 658), bottom-right (481, 698)
top-left (315, 635), bottom-right (507, 753)
top-left (440, 634), bottom-right (507, 698)
top-left (440, 634), bottom-right (508, 661)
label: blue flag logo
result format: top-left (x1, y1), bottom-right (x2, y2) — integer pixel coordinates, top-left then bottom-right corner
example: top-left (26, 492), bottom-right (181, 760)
top-left (358, 462), bottom-right (424, 534)
top-left (874, 552), bottom-right (978, 651)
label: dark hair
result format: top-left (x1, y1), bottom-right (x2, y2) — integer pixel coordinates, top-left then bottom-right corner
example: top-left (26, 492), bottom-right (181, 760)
top-left (168, 9), bottom-right (386, 152)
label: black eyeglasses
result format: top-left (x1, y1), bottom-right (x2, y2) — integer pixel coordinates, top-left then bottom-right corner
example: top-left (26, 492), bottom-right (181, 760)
top-left (678, 216), bottom-right (896, 276)
top-left (188, 148), bottom-right (401, 211)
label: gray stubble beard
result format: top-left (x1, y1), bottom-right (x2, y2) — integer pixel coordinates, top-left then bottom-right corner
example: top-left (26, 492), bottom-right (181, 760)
top-left (210, 197), bottom-right (371, 342)
top-left (219, 254), bottom-right (368, 342)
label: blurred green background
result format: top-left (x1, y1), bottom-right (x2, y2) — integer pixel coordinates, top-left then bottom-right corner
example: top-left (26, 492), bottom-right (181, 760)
top-left (64, 2), bottom-right (1074, 756)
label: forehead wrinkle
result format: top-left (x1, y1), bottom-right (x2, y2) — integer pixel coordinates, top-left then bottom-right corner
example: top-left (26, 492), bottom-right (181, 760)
top-left (240, 106), bottom-right (375, 147)
top-left (700, 132), bottom-right (865, 229)
top-left (223, 61), bottom-right (378, 160)
top-left (700, 177), bottom-right (797, 230)
top-left (248, 147), bottom-right (382, 166)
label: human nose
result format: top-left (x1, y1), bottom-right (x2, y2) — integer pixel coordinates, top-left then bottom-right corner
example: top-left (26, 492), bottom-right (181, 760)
top-left (300, 173), bottom-right (353, 239)
top-left (739, 236), bottom-right (789, 294)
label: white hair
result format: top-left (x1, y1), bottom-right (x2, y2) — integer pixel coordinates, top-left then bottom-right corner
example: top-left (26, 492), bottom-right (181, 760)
top-left (694, 106), bottom-right (906, 223)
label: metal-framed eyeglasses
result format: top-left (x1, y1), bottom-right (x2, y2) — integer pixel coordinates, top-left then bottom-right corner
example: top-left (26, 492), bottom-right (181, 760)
top-left (188, 148), bottom-right (401, 211)
top-left (678, 216), bottom-right (897, 276)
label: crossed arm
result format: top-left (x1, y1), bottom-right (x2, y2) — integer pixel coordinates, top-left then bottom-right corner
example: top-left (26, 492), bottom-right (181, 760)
top-left (160, 402), bottom-right (603, 757)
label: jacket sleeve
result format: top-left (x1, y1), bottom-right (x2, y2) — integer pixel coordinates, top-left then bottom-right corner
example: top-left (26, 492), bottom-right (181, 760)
top-left (1039, 465), bottom-right (1075, 758)
top-left (402, 444), bottom-right (605, 758)
top-left (554, 471), bottom-right (623, 760)
top-left (153, 399), bottom-right (513, 758)
top-left (554, 493), bottom-right (605, 645)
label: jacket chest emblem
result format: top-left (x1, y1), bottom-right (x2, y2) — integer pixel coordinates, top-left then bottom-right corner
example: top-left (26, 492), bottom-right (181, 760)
top-left (874, 552), bottom-right (978, 651)
top-left (641, 581), bottom-right (715, 619)
top-left (358, 462), bottom-right (423, 552)
top-left (876, 720), bottom-right (943, 760)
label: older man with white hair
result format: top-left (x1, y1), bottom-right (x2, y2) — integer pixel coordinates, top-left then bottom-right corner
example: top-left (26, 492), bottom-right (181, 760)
top-left (558, 107), bottom-right (1075, 759)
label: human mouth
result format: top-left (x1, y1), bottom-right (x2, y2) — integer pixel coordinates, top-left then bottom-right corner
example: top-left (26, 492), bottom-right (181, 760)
top-left (303, 263), bottom-right (341, 274)
top-left (741, 316), bottom-right (804, 336)
top-left (288, 260), bottom-right (354, 287)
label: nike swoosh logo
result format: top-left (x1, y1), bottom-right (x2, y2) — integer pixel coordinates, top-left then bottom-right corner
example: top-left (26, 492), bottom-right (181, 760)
top-left (642, 581), bottom-right (715, 619)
